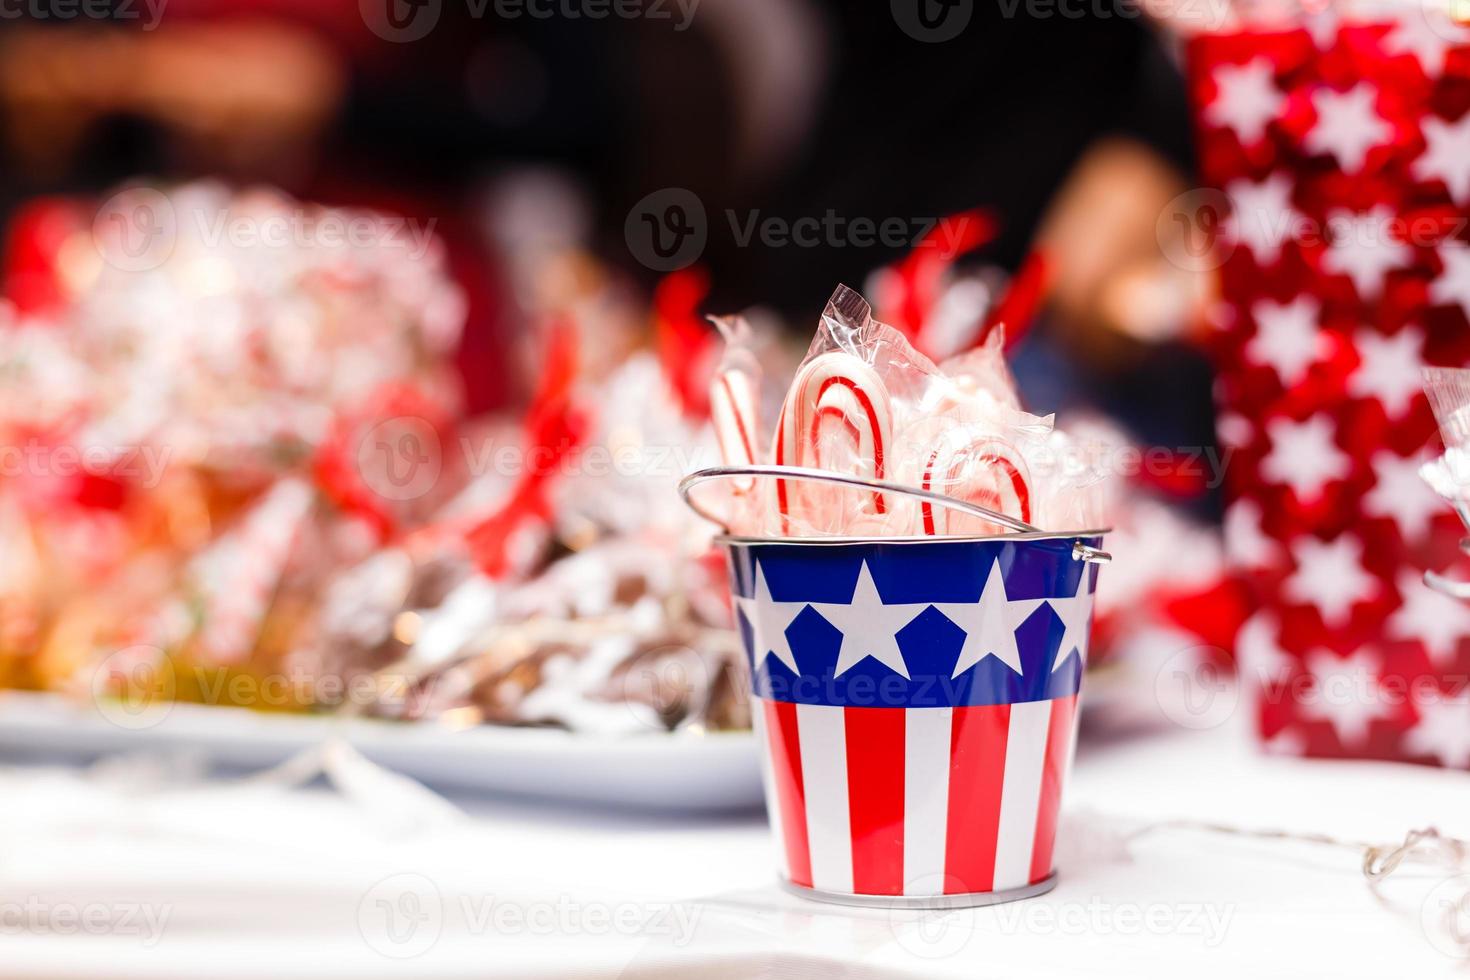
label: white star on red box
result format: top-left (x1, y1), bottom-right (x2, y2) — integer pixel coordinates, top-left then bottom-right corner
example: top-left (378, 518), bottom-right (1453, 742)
top-left (1348, 326), bottom-right (1424, 418)
top-left (1404, 698), bottom-right (1470, 768)
top-left (1283, 533), bottom-right (1379, 628)
top-left (1247, 295), bottom-right (1324, 386)
top-left (1224, 498), bottom-right (1281, 569)
top-left (1235, 611), bottom-right (1294, 689)
top-left (1226, 174), bottom-right (1295, 265)
top-left (1414, 113), bottom-right (1470, 201)
top-left (1215, 411), bottom-right (1254, 450)
top-left (1386, 569), bottom-right (1470, 667)
top-left (1382, 14), bottom-right (1466, 76)
top-left (1206, 59), bottom-right (1283, 145)
top-left (1306, 84), bottom-right (1392, 172)
top-left (1259, 414), bottom-right (1351, 500)
top-left (1321, 206), bottom-right (1411, 300)
top-left (1362, 449), bottom-right (1446, 544)
top-left (1429, 243), bottom-right (1470, 313)
top-left (1299, 647), bottom-right (1392, 747)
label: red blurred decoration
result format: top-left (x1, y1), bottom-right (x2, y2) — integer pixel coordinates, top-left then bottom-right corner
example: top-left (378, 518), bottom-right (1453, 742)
top-left (313, 382), bottom-right (456, 542)
top-left (1132, 448), bottom-right (1211, 500)
top-left (984, 247), bottom-right (1050, 351)
top-left (464, 316), bottom-right (588, 578)
top-left (1, 198), bottom-right (86, 316)
top-left (1160, 575), bottom-right (1255, 657)
top-left (653, 267), bottom-right (716, 419)
top-left (888, 208), bottom-right (996, 349)
top-left (1189, 19), bottom-right (1470, 766)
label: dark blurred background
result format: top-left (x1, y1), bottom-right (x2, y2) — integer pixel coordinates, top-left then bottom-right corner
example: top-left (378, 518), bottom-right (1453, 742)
top-left (0, 0), bottom-right (1220, 514)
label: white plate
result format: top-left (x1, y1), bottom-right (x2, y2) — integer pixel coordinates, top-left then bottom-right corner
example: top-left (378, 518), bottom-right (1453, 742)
top-left (0, 692), bottom-right (764, 812)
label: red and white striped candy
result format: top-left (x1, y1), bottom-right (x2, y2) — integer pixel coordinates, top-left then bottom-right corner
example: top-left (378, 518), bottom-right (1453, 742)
top-left (711, 363), bottom-right (760, 488)
top-left (917, 423), bottom-right (1032, 535)
top-left (774, 352), bottom-right (894, 534)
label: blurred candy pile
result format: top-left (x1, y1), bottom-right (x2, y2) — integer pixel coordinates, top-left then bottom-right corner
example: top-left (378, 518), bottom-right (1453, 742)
top-left (0, 180), bottom-right (1241, 738)
top-left (0, 182), bottom-right (746, 734)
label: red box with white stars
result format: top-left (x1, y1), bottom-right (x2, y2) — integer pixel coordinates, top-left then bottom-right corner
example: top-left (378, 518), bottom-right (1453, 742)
top-left (1187, 15), bottom-right (1470, 767)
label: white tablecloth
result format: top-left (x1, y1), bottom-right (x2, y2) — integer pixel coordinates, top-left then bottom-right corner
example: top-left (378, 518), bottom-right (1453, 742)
top-left (1, 711), bottom-right (1466, 979)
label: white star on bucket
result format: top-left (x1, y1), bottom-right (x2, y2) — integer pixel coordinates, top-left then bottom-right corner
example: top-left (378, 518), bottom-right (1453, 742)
top-left (734, 560), bottom-right (807, 675)
top-left (934, 559), bottom-right (1044, 679)
top-left (1046, 571), bottom-right (1092, 673)
top-left (809, 561), bottom-right (929, 679)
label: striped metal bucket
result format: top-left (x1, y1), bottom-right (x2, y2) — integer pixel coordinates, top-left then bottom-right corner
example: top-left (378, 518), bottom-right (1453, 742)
top-left (681, 465), bottom-right (1109, 908)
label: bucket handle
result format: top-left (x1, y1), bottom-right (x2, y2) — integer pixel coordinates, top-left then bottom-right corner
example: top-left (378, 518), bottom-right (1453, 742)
top-left (678, 464), bottom-right (1111, 565)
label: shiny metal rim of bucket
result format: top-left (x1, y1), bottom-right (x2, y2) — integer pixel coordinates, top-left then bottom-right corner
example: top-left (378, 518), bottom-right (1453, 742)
top-left (778, 872), bottom-right (1058, 909)
top-left (679, 464), bottom-right (1112, 565)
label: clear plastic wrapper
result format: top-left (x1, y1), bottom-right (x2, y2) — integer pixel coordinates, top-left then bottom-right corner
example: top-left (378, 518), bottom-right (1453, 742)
top-left (1425, 367), bottom-right (1470, 452)
top-left (705, 315), bottom-right (764, 536)
top-left (1422, 368), bottom-right (1470, 529)
top-left (708, 285), bottom-right (1111, 537)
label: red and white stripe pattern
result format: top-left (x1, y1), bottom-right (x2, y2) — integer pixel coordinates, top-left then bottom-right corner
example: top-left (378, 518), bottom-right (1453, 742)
top-left (774, 351), bottom-right (896, 535)
top-left (752, 695), bottom-right (1079, 897)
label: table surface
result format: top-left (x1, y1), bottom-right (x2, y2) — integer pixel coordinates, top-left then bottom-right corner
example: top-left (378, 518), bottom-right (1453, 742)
top-left (1, 707), bottom-right (1467, 980)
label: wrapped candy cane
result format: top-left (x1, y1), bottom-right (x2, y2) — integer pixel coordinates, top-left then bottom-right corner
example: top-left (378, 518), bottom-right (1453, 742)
top-left (698, 315), bottom-right (765, 537)
top-left (774, 351), bottom-right (895, 534)
top-left (707, 316), bottom-right (762, 487)
top-left (700, 283), bottom-right (1110, 538)
top-left (916, 422), bottom-right (1033, 535)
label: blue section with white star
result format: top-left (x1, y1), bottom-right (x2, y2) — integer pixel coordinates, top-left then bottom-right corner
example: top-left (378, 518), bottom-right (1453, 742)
top-left (727, 537), bottom-right (1100, 709)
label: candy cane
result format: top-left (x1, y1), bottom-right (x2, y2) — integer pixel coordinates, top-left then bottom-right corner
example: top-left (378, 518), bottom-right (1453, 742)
top-left (918, 423), bottom-right (1032, 535)
top-left (774, 351), bottom-right (893, 532)
top-left (710, 365), bottom-right (759, 490)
